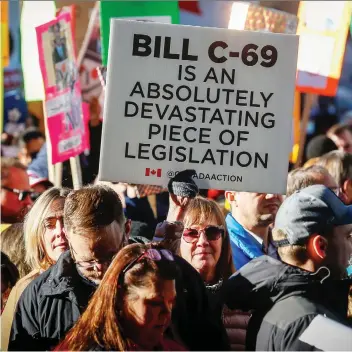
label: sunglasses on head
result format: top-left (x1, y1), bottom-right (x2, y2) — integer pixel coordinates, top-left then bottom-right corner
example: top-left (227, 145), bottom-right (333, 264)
top-left (1, 186), bottom-right (33, 201)
top-left (118, 248), bottom-right (174, 286)
top-left (182, 226), bottom-right (225, 243)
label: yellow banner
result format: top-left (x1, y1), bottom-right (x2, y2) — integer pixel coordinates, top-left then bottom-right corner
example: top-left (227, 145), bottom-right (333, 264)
top-left (1, 0), bottom-right (9, 67)
top-left (296, 1), bottom-right (352, 96)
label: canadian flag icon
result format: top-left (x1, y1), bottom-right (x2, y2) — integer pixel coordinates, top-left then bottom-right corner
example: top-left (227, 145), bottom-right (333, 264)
top-left (145, 168), bottom-right (162, 177)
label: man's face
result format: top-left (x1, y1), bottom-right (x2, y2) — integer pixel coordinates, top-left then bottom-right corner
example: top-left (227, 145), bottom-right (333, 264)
top-left (330, 130), bottom-right (352, 154)
top-left (325, 224), bottom-right (352, 279)
top-left (18, 138), bottom-right (44, 167)
top-left (1, 167), bottom-right (33, 223)
top-left (26, 137), bottom-right (44, 159)
top-left (233, 192), bottom-right (283, 227)
top-left (67, 221), bottom-right (126, 285)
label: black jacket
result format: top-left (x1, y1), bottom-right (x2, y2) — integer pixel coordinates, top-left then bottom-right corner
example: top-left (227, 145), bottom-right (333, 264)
top-left (9, 251), bottom-right (96, 351)
top-left (9, 249), bottom-right (229, 351)
top-left (224, 255), bottom-right (352, 351)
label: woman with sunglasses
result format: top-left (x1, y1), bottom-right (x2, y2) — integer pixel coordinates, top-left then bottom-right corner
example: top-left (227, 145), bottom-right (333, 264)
top-left (1, 187), bottom-right (70, 351)
top-left (55, 243), bottom-right (186, 351)
top-left (169, 197), bottom-right (248, 350)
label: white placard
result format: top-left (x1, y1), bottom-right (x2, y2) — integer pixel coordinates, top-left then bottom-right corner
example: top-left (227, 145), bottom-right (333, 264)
top-left (99, 20), bottom-right (299, 193)
top-left (299, 315), bottom-right (352, 350)
top-left (120, 16), bottom-right (172, 24)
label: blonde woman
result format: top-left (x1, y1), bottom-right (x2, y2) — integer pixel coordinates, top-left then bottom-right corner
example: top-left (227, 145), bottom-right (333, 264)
top-left (1, 187), bottom-right (70, 351)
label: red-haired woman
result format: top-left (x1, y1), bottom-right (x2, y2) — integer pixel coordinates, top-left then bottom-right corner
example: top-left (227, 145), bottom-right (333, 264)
top-left (55, 243), bottom-right (186, 351)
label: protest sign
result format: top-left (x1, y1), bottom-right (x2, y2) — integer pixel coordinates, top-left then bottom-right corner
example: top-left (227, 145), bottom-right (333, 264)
top-left (99, 20), bottom-right (298, 193)
top-left (1, 0), bottom-right (9, 68)
top-left (55, 0), bottom-right (96, 53)
top-left (78, 3), bottom-right (103, 105)
top-left (228, 2), bottom-right (298, 164)
top-left (229, 2), bottom-right (298, 34)
top-left (299, 315), bottom-right (352, 350)
top-left (296, 1), bottom-right (352, 96)
top-left (36, 11), bottom-right (89, 164)
top-left (100, 1), bottom-right (179, 65)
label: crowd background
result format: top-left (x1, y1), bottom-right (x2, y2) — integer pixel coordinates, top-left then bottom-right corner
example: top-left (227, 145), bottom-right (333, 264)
top-left (1, 1), bottom-right (352, 351)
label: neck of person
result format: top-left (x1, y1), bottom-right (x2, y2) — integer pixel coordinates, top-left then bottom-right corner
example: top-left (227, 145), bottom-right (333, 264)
top-left (200, 268), bottom-right (218, 285)
top-left (233, 212), bottom-right (270, 246)
top-left (283, 257), bottom-right (319, 274)
top-left (129, 335), bottom-right (160, 351)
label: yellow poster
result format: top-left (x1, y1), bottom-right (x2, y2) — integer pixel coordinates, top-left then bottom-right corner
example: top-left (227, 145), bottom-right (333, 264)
top-left (296, 1), bottom-right (352, 96)
top-left (1, 0), bottom-right (9, 67)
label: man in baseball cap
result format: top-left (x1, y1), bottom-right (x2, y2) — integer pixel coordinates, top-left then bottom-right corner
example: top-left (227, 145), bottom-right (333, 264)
top-left (273, 184), bottom-right (352, 279)
top-left (224, 185), bottom-right (352, 351)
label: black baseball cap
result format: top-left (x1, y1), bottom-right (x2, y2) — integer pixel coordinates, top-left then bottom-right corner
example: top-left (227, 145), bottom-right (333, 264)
top-left (274, 185), bottom-right (352, 247)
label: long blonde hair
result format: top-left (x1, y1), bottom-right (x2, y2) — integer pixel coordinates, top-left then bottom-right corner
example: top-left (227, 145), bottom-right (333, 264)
top-left (24, 187), bottom-right (70, 271)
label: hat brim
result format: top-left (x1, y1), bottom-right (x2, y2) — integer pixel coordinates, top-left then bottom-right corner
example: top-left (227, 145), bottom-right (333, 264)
top-left (335, 204), bottom-right (352, 226)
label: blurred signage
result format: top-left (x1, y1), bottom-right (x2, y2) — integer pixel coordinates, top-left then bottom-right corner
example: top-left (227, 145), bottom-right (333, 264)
top-left (296, 1), bottom-right (352, 96)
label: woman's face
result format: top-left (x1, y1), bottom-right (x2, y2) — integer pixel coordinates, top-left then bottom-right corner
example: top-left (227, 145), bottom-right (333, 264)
top-left (42, 198), bottom-right (68, 262)
top-left (123, 279), bottom-right (176, 350)
top-left (180, 216), bottom-right (223, 282)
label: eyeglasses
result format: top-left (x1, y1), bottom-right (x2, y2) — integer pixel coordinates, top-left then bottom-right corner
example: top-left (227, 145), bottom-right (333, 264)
top-left (182, 226), bottom-right (225, 243)
top-left (69, 243), bottom-right (116, 271)
top-left (119, 248), bottom-right (174, 285)
top-left (1, 186), bottom-right (33, 201)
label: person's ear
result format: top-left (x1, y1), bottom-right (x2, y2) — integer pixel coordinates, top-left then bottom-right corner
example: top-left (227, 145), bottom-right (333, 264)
top-left (225, 191), bottom-right (236, 203)
top-left (124, 219), bottom-right (131, 240)
top-left (307, 234), bottom-right (328, 261)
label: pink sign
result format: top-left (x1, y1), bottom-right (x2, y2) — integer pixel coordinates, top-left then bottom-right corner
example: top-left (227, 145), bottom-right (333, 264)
top-left (36, 12), bottom-right (89, 164)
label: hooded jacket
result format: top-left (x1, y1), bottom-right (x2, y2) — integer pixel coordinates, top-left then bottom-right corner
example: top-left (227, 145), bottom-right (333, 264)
top-left (224, 256), bottom-right (352, 351)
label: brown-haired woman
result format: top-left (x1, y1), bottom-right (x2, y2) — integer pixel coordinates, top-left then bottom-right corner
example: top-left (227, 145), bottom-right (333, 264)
top-left (158, 196), bottom-right (250, 350)
top-left (55, 243), bottom-right (186, 351)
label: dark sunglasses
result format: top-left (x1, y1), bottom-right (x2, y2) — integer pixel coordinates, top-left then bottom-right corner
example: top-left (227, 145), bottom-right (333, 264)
top-left (118, 249), bottom-right (174, 285)
top-left (182, 226), bottom-right (225, 243)
top-left (1, 186), bottom-right (33, 201)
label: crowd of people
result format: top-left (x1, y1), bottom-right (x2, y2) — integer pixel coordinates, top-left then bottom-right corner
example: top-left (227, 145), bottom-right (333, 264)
top-left (0, 120), bottom-right (351, 351)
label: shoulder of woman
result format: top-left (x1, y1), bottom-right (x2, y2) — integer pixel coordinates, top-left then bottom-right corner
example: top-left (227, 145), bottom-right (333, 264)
top-left (16, 270), bottom-right (41, 291)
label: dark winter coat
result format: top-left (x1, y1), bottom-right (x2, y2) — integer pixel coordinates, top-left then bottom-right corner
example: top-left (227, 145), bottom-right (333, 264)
top-left (8, 251), bottom-right (96, 351)
top-left (9, 249), bottom-right (229, 351)
top-left (224, 255), bottom-right (352, 351)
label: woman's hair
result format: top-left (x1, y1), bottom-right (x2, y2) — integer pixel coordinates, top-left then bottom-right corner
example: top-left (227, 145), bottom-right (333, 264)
top-left (24, 187), bottom-right (70, 271)
top-left (1, 223), bottom-right (32, 278)
top-left (316, 150), bottom-right (352, 187)
top-left (182, 196), bottom-right (235, 280)
top-left (57, 243), bottom-right (179, 351)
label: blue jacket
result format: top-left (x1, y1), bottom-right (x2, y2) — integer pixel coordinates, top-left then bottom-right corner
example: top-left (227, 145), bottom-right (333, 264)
top-left (226, 213), bottom-right (277, 270)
